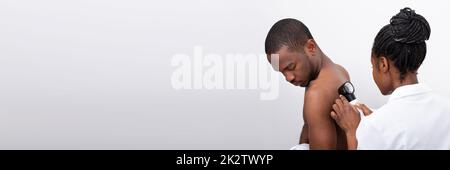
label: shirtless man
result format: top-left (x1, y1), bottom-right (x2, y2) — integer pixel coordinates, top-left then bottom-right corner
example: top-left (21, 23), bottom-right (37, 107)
top-left (265, 18), bottom-right (349, 149)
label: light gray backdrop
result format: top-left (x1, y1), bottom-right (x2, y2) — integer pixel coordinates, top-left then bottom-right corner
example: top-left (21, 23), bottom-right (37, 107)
top-left (0, 0), bottom-right (449, 149)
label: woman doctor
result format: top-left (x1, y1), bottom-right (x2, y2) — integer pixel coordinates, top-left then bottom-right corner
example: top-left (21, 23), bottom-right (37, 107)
top-left (331, 7), bottom-right (450, 150)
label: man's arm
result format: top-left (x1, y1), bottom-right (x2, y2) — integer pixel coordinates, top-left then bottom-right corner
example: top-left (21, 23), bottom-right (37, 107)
top-left (299, 123), bottom-right (309, 144)
top-left (330, 95), bottom-right (362, 150)
top-left (303, 89), bottom-right (338, 149)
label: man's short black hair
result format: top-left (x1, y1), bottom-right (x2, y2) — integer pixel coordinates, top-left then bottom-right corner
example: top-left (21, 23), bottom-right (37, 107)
top-left (265, 18), bottom-right (314, 54)
top-left (372, 7), bottom-right (431, 80)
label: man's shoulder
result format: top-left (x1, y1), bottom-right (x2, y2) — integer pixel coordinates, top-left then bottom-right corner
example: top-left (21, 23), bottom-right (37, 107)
top-left (304, 84), bottom-right (327, 102)
top-left (334, 64), bottom-right (350, 79)
top-left (304, 83), bottom-right (334, 103)
top-left (303, 84), bottom-right (335, 117)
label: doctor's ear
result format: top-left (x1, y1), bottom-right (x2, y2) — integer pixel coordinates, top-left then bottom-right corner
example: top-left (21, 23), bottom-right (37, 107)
top-left (378, 56), bottom-right (390, 73)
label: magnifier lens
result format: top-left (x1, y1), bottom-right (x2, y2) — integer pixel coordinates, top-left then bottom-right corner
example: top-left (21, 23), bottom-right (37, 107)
top-left (345, 83), bottom-right (354, 93)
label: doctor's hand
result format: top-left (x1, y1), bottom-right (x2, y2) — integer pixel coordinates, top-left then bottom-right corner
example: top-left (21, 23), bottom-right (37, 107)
top-left (355, 103), bottom-right (373, 116)
top-left (330, 95), bottom-right (361, 135)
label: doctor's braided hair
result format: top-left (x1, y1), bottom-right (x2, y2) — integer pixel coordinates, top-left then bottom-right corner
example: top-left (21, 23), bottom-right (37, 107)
top-left (372, 7), bottom-right (430, 80)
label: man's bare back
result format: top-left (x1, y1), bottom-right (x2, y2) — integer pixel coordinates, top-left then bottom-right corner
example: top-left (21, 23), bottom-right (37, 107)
top-left (300, 62), bottom-right (349, 149)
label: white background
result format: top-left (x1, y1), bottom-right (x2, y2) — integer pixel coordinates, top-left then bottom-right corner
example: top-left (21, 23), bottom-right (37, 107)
top-left (0, 0), bottom-right (449, 149)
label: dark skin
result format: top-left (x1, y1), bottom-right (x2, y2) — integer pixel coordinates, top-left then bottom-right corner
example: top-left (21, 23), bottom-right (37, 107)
top-left (331, 55), bottom-right (419, 149)
top-left (268, 40), bottom-right (349, 149)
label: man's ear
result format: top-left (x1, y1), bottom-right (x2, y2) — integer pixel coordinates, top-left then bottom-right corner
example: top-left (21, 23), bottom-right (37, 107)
top-left (303, 39), bottom-right (317, 57)
top-left (379, 56), bottom-right (390, 73)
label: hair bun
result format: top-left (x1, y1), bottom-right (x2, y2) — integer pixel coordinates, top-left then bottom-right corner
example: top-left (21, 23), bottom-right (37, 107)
top-left (390, 7), bottom-right (431, 44)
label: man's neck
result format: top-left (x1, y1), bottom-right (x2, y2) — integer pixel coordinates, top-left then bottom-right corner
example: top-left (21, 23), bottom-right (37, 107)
top-left (310, 53), bottom-right (333, 82)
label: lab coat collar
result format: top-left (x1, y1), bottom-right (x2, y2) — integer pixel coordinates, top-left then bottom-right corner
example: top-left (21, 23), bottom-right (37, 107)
top-left (388, 83), bottom-right (432, 103)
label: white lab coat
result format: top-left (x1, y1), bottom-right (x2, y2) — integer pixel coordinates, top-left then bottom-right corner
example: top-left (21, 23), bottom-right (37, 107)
top-left (356, 83), bottom-right (450, 150)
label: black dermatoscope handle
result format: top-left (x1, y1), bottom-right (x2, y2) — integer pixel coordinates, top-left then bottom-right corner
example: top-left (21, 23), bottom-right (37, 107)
top-left (338, 81), bottom-right (356, 102)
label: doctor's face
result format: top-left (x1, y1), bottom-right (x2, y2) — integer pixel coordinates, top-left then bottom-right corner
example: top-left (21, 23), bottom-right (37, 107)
top-left (371, 55), bottom-right (392, 95)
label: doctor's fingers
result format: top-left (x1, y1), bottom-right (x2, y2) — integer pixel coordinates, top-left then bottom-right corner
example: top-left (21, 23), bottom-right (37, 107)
top-left (339, 95), bottom-right (354, 110)
top-left (330, 111), bottom-right (338, 120)
top-left (334, 98), bottom-right (344, 111)
top-left (356, 103), bottom-right (373, 116)
top-left (339, 95), bottom-right (356, 113)
top-left (332, 103), bottom-right (341, 115)
top-left (339, 95), bottom-right (349, 104)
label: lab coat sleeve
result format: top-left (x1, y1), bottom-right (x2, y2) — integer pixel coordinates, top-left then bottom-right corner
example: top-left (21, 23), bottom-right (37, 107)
top-left (356, 117), bottom-right (386, 150)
